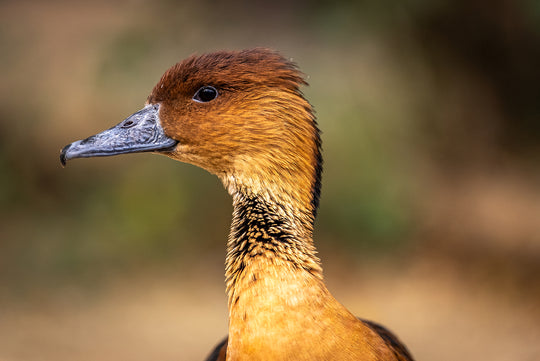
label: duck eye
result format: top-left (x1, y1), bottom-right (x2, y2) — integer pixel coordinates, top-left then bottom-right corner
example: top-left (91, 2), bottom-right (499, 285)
top-left (193, 86), bottom-right (218, 103)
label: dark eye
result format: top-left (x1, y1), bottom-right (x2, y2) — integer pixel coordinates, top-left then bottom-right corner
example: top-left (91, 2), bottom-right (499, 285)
top-left (193, 86), bottom-right (218, 103)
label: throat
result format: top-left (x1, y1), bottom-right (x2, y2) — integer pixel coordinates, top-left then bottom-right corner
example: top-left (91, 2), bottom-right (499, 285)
top-left (225, 191), bottom-right (323, 302)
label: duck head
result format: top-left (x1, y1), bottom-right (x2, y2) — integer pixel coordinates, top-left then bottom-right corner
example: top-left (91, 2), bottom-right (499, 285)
top-left (61, 48), bottom-right (321, 214)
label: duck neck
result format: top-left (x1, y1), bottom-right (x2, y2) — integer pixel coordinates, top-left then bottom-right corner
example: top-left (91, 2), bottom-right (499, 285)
top-left (224, 186), bottom-right (323, 300)
top-left (222, 175), bottom-right (337, 350)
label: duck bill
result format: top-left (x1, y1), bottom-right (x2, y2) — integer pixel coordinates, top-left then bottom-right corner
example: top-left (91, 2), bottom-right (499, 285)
top-left (60, 104), bottom-right (177, 166)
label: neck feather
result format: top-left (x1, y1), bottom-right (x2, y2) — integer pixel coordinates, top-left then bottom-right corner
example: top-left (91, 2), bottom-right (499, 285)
top-left (220, 105), bottom-right (323, 306)
top-left (221, 183), bottom-right (375, 360)
top-left (224, 186), bottom-right (323, 305)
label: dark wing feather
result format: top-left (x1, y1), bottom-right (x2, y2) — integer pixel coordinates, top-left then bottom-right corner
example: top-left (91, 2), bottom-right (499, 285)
top-left (361, 319), bottom-right (414, 361)
top-left (204, 337), bottom-right (228, 361)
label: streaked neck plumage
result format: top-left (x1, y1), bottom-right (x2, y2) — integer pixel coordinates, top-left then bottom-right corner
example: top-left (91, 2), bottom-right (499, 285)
top-left (220, 94), bottom-right (324, 304)
top-left (216, 103), bottom-right (353, 359)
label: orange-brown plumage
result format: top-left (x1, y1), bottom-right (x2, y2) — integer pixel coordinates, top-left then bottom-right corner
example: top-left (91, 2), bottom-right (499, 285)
top-left (147, 50), bottom-right (321, 217)
top-left (61, 48), bottom-right (413, 361)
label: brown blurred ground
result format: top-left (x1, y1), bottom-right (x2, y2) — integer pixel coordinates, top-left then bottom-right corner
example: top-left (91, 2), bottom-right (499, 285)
top-left (1, 1), bottom-right (539, 360)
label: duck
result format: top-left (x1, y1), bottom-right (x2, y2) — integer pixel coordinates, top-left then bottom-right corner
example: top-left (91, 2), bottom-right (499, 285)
top-left (60, 48), bottom-right (414, 361)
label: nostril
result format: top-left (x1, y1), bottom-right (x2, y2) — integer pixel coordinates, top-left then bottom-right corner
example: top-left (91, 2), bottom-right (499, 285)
top-left (80, 135), bottom-right (96, 145)
top-left (122, 120), bottom-right (135, 128)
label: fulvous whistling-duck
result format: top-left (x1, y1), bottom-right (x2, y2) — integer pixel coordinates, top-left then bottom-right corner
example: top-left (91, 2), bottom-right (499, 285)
top-left (61, 48), bottom-right (414, 361)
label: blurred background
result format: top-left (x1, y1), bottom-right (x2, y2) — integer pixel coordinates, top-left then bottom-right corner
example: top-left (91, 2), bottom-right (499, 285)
top-left (1, 0), bottom-right (539, 360)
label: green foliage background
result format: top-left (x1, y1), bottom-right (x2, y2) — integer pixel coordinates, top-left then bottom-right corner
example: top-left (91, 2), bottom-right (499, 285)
top-left (1, 0), bottom-right (538, 307)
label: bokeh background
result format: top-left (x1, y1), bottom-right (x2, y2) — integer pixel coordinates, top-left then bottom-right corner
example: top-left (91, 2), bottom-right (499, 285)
top-left (1, 0), bottom-right (539, 360)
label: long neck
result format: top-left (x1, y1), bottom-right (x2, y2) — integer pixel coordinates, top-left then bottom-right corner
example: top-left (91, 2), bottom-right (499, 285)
top-left (221, 182), bottom-right (381, 361)
top-left (224, 188), bottom-right (323, 303)
top-left (222, 116), bottom-right (324, 296)
top-left (223, 183), bottom-right (328, 355)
